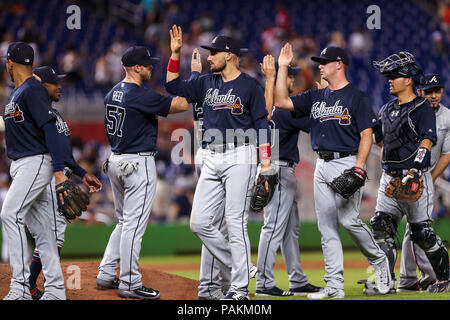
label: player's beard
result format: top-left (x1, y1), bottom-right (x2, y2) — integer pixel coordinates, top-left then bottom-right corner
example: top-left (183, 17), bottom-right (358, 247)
top-left (210, 60), bottom-right (226, 73)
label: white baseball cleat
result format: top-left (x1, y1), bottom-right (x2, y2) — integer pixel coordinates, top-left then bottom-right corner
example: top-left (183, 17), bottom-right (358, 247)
top-left (198, 290), bottom-right (225, 300)
top-left (221, 291), bottom-right (250, 300)
top-left (306, 287), bottom-right (345, 299)
top-left (250, 265), bottom-right (258, 279)
top-left (363, 279), bottom-right (396, 295)
top-left (3, 291), bottom-right (32, 300)
top-left (40, 292), bottom-right (66, 300)
top-left (373, 257), bottom-right (392, 294)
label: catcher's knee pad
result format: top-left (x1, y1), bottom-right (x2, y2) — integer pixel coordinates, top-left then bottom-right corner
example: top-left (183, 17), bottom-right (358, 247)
top-left (410, 222), bottom-right (449, 281)
top-left (370, 212), bottom-right (398, 240)
top-left (370, 212), bottom-right (398, 275)
top-left (410, 221), bottom-right (437, 250)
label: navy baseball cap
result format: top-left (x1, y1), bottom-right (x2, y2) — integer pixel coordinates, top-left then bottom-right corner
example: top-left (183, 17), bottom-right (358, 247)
top-left (311, 46), bottom-right (349, 65)
top-left (200, 36), bottom-right (248, 56)
top-left (420, 74), bottom-right (443, 90)
top-left (121, 46), bottom-right (160, 67)
top-left (33, 66), bottom-right (66, 83)
top-left (2, 42), bottom-right (34, 65)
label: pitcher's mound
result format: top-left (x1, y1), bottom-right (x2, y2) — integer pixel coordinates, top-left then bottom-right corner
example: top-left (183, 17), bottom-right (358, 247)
top-left (0, 261), bottom-right (199, 300)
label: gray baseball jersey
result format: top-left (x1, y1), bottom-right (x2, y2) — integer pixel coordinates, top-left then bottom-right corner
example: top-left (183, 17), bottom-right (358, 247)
top-left (399, 104), bottom-right (450, 288)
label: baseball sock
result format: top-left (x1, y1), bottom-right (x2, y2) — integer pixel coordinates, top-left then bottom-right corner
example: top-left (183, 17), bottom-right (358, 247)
top-left (29, 247), bottom-right (61, 293)
top-left (29, 249), bottom-right (42, 291)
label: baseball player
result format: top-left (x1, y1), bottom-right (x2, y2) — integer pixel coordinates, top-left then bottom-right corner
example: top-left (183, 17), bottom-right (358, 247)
top-left (255, 55), bottom-right (322, 296)
top-left (1, 42), bottom-right (69, 300)
top-left (26, 66), bottom-right (103, 300)
top-left (165, 25), bottom-right (272, 300)
top-left (169, 49), bottom-right (258, 300)
top-left (274, 43), bottom-right (391, 299)
top-left (96, 46), bottom-right (191, 300)
top-left (397, 73), bottom-right (450, 293)
top-left (369, 52), bottom-right (449, 294)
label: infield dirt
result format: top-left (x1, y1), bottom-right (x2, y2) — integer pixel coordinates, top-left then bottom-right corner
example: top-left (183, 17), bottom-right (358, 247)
top-left (0, 261), bottom-right (199, 300)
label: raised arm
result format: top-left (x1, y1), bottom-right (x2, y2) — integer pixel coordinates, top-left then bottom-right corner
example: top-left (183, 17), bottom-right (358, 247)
top-left (167, 25), bottom-right (183, 83)
top-left (260, 54), bottom-right (276, 120)
top-left (274, 43), bottom-right (294, 111)
top-left (191, 48), bottom-right (202, 74)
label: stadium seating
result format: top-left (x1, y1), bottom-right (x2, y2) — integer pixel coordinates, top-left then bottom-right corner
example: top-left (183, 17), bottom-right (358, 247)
top-left (1, 0), bottom-right (448, 109)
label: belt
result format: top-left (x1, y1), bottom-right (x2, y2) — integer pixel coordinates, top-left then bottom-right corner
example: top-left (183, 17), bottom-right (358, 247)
top-left (272, 160), bottom-right (296, 168)
top-left (207, 142), bottom-right (251, 153)
top-left (317, 150), bottom-right (358, 162)
top-left (113, 151), bottom-right (158, 156)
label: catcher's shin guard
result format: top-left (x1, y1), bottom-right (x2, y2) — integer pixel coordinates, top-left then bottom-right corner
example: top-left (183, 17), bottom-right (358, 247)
top-left (370, 212), bottom-right (398, 279)
top-left (410, 222), bottom-right (450, 281)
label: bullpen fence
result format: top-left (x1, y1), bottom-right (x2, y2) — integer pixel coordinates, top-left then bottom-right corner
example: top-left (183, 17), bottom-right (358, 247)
top-left (2, 220), bottom-right (450, 258)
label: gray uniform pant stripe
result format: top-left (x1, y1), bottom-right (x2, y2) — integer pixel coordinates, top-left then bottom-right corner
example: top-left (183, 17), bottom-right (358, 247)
top-left (260, 169), bottom-right (282, 289)
top-left (399, 223), bottom-right (436, 288)
top-left (191, 145), bottom-right (256, 294)
top-left (393, 172), bottom-right (436, 288)
top-left (98, 154), bottom-right (156, 291)
top-left (196, 146), bottom-right (231, 298)
top-left (2, 154), bottom-right (65, 298)
top-left (128, 157), bottom-right (149, 289)
top-left (206, 210), bottom-right (227, 294)
top-left (46, 179), bottom-right (66, 248)
top-left (256, 165), bottom-right (309, 290)
top-left (17, 155), bottom-right (45, 293)
top-left (315, 157), bottom-right (385, 290)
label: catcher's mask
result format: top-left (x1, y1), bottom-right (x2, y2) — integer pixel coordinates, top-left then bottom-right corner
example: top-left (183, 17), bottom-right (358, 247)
top-left (373, 51), bottom-right (425, 85)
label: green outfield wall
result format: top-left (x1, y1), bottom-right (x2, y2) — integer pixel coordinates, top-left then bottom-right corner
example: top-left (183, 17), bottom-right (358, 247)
top-left (1, 220), bottom-right (450, 258)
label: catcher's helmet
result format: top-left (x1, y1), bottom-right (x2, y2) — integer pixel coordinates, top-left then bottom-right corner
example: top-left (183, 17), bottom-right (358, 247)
top-left (373, 51), bottom-right (425, 85)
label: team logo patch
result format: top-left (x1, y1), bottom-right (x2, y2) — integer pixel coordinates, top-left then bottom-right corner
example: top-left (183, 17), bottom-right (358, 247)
top-left (55, 113), bottom-right (70, 136)
top-left (410, 182), bottom-right (419, 193)
top-left (4, 101), bottom-right (24, 122)
top-left (204, 88), bottom-right (243, 115)
top-left (311, 100), bottom-right (351, 125)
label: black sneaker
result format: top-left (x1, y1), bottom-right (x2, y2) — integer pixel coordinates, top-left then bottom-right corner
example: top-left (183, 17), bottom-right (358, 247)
top-left (397, 282), bottom-right (421, 293)
top-left (97, 277), bottom-right (120, 290)
top-left (255, 286), bottom-right (293, 297)
top-left (290, 283), bottom-right (322, 296)
top-left (427, 281), bottom-right (450, 293)
top-left (221, 291), bottom-right (249, 300)
top-left (118, 286), bottom-right (161, 300)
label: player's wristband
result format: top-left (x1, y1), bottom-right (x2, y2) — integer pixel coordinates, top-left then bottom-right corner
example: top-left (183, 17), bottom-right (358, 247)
top-left (168, 58), bottom-right (180, 73)
top-left (413, 147), bottom-right (430, 170)
top-left (259, 144), bottom-right (271, 160)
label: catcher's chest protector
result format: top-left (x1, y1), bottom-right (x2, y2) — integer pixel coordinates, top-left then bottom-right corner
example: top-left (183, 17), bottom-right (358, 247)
top-left (381, 98), bottom-right (426, 164)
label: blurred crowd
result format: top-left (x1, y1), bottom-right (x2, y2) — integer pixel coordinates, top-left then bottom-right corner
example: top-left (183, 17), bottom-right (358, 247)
top-left (0, 0), bottom-right (449, 227)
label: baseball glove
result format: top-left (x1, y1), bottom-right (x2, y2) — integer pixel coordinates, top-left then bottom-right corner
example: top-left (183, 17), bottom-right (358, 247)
top-left (250, 168), bottom-right (278, 212)
top-left (385, 169), bottom-right (423, 202)
top-left (55, 180), bottom-right (90, 220)
top-left (328, 167), bottom-right (368, 199)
